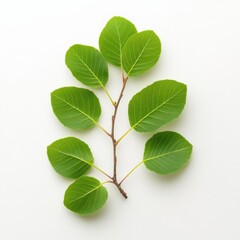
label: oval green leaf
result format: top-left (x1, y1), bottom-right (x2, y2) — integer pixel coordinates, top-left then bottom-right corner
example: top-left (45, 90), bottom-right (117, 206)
top-left (64, 176), bottom-right (108, 215)
top-left (99, 16), bottom-right (137, 66)
top-left (122, 30), bottom-right (161, 77)
top-left (51, 87), bottom-right (101, 129)
top-left (128, 80), bottom-right (186, 132)
top-left (65, 44), bottom-right (108, 88)
top-left (144, 131), bottom-right (192, 174)
top-left (47, 137), bottom-right (94, 178)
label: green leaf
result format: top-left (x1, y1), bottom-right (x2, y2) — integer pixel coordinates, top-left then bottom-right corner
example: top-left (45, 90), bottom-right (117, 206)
top-left (99, 16), bottom-right (137, 66)
top-left (51, 87), bottom-right (101, 130)
top-left (64, 176), bottom-right (108, 215)
top-left (144, 131), bottom-right (192, 174)
top-left (128, 80), bottom-right (186, 132)
top-left (47, 137), bottom-right (94, 178)
top-left (122, 30), bottom-right (161, 77)
top-left (65, 44), bottom-right (108, 88)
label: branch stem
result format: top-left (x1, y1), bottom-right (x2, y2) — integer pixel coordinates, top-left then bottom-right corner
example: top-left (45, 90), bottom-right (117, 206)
top-left (114, 182), bottom-right (128, 198)
top-left (108, 73), bottom-right (129, 198)
top-left (111, 76), bottom-right (128, 179)
top-left (102, 180), bottom-right (128, 198)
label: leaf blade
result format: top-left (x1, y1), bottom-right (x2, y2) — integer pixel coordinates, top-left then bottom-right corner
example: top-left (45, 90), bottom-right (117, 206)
top-left (51, 87), bottom-right (101, 130)
top-left (144, 131), bottom-right (192, 174)
top-left (47, 137), bottom-right (94, 178)
top-left (99, 16), bottom-right (137, 66)
top-left (65, 44), bottom-right (108, 88)
top-left (122, 30), bottom-right (161, 77)
top-left (128, 80), bottom-right (187, 132)
top-left (64, 176), bottom-right (108, 215)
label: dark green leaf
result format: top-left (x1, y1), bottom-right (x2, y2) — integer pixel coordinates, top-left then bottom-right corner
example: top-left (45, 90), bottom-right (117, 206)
top-left (64, 176), bottom-right (108, 215)
top-left (99, 16), bottom-right (137, 66)
top-left (144, 131), bottom-right (192, 174)
top-left (128, 80), bottom-right (186, 132)
top-left (51, 87), bottom-right (101, 130)
top-left (122, 30), bottom-right (161, 77)
top-left (65, 44), bottom-right (108, 88)
top-left (47, 137), bottom-right (93, 178)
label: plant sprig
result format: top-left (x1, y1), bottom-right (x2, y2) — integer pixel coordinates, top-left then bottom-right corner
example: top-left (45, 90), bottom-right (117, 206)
top-left (47, 16), bottom-right (193, 216)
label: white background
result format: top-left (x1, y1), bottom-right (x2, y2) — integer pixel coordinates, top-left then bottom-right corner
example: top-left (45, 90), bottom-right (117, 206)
top-left (1, 0), bottom-right (240, 239)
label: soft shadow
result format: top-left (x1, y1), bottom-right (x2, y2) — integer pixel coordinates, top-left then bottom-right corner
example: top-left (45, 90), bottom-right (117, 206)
top-left (158, 113), bottom-right (189, 133)
top-left (63, 198), bottom-right (111, 222)
top-left (65, 184), bottom-right (117, 222)
top-left (145, 152), bottom-right (194, 186)
top-left (133, 113), bottom-right (189, 148)
top-left (74, 204), bottom-right (110, 222)
top-left (130, 61), bottom-right (164, 82)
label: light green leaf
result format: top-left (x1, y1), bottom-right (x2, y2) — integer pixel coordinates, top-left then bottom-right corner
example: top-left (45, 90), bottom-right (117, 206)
top-left (144, 131), bottom-right (192, 174)
top-left (64, 176), bottom-right (108, 215)
top-left (47, 137), bottom-right (93, 178)
top-left (51, 87), bottom-right (101, 130)
top-left (99, 16), bottom-right (137, 66)
top-left (65, 44), bottom-right (108, 88)
top-left (122, 30), bottom-right (161, 77)
top-left (128, 80), bottom-right (186, 132)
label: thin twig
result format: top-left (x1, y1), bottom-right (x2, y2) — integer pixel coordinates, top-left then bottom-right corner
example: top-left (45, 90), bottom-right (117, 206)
top-left (102, 180), bottom-right (114, 185)
top-left (95, 122), bottom-right (112, 137)
top-left (102, 85), bottom-right (116, 106)
top-left (108, 72), bottom-right (129, 198)
top-left (116, 127), bottom-right (133, 145)
top-left (119, 161), bottom-right (143, 185)
top-left (111, 76), bottom-right (128, 180)
top-left (92, 164), bottom-right (113, 180)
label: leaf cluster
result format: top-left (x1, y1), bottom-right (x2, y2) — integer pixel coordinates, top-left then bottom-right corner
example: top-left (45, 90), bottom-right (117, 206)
top-left (47, 16), bottom-right (193, 216)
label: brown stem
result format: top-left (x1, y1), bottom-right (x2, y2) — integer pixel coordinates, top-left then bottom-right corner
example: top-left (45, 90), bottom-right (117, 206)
top-left (114, 182), bottom-right (128, 199)
top-left (109, 75), bottom-right (128, 198)
top-left (107, 180), bottom-right (128, 199)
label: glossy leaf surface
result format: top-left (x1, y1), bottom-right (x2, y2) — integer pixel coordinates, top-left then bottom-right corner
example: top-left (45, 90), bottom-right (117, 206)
top-left (144, 131), bottom-right (192, 174)
top-left (51, 87), bottom-right (101, 130)
top-left (122, 30), bottom-right (161, 77)
top-left (65, 44), bottom-right (108, 88)
top-left (47, 137), bottom-right (93, 178)
top-left (99, 16), bottom-right (137, 66)
top-left (64, 176), bottom-right (108, 215)
top-left (128, 80), bottom-right (186, 132)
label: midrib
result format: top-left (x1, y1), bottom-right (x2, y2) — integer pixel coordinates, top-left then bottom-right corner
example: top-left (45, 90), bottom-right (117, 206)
top-left (143, 147), bottom-right (191, 162)
top-left (132, 87), bottom-right (185, 129)
top-left (72, 49), bottom-right (104, 88)
top-left (53, 94), bottom-right (97, 125)
top-left (127, 33), bottom-right (153, 76)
